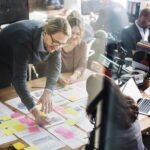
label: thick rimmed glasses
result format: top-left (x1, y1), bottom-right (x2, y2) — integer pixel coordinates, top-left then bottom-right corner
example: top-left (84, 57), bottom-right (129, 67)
top-left (49, 34), bottom-right (66, 47)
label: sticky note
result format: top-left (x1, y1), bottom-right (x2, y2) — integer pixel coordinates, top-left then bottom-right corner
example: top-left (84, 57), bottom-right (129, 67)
top-left (11, 112), bottom-right (23, 118)
top-left (53, 105), bottom-right (64, 112)
top-left (40, 111), bottom-right (46, 117)
top-left (28, 126), bottom-right (40, 132)
top-left (14, 124), bottom-right (26, 131)
top-left (19, 117), bottom-right (35, 126)
top-left (2, 127), bottom-right (16, 135)
top-left (13, 142), bottom-right (26, 150)
top-left (65, 119), bottom-right (76, 126)
top-left (54, 127), bottom-right (74, 139)
top-left (68, 96), bottom-right (77, 101)
top-left (1, 119), bottom-right (20, 128)
top-left (36, 104), bottom-right (42, 110)
top-left (64, 107), bottom-right (79, 116)
top-left (24, 146), bottom-right (38, 150)
top-left (0, 116), bottom-right (11, 121)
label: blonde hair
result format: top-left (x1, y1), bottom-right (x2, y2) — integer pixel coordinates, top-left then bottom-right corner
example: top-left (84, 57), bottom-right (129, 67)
top-left (44, 17), bottom-right (71, 36)
top-left (67, 10), bottom-right (84, 42)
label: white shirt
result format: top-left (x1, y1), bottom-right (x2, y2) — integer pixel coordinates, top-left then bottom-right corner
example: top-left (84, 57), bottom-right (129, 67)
top-left (135, 20), bottom-right (149, 42)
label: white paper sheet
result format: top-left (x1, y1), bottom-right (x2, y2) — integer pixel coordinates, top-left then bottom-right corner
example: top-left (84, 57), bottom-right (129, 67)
top-left (5, 97), bottom-right (30, 114)
top-left (0, 130), bottom-right (17, 145)
top-left (57, 84), bottom-right (88, 101)
top-left (44, 112), bottom-right (65, 128)
top-left (48, 123), bottom-right (87, 149)
top-left (0, 102), bottom-right (13, 116)
top-left (31, 89), bottom-right (69, 105)
top-left (22, 129), bottom-right (65, 150)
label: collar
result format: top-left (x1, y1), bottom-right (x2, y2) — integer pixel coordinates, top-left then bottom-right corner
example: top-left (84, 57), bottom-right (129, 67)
top-left (135, 20), bottom-right (149, 41)
top-left (37, 32), bottom-right (47, 52)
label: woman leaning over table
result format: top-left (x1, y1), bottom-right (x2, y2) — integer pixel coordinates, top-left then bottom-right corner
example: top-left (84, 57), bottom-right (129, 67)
top-left (59, 10), bottom-right (87, 85)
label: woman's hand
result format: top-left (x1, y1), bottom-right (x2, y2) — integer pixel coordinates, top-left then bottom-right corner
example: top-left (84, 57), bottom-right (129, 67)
top-left (58, 75), bottom-right (69, 86)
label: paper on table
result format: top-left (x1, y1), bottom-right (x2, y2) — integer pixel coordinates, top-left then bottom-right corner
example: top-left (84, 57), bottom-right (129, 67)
top-left (31, 89), bottom-right (44, 100)
top-left (53, 103), bottom-right (84, 121)
top-left (57, 84), bottom-right (88, 101)
top-left (15, 125), bottom-right (43, 138)
top-left (76, 114), bottom-right (94, 132)
top-left (31, 89), bottom-right (69, 106)
top-left (22, 129), bottom-right (65, 150)
top-left (48, 123), bottom-right (87, 149)
top-left (0, 102), bottom-right (13, 116)
top-left (44, 112), bottom-right (64, 128)
top-left (5, 97), bottom-right (30, 114)
top-left (0, 130), bottom-right (17, 145)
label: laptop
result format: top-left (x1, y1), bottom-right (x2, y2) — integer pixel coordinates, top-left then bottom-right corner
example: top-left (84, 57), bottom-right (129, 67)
top-left (121, 78), bottom-right (150, 116)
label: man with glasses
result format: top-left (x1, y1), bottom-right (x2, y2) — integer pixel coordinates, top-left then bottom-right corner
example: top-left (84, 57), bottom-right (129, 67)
top-left (0, 17), bottom-right (71, 126)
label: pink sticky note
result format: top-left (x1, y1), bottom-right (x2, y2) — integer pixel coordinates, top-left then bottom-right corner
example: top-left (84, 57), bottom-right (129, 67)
top-left (19, 117), bottom-right (35, 126)
top-left (54, 127), bottom-right (74, 139)
top-left (53, 105), bottom-right (64, 112)
top-left (11, 112), bottom-right (23, 118)
top-left (28, 126), bottom-right (40, 132)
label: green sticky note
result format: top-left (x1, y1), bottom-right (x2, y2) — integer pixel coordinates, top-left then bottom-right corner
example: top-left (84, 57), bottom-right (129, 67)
top-left (65, 119), bottom-right (76, 126)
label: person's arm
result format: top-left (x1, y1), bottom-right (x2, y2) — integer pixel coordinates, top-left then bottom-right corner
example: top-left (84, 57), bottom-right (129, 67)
top-left (12, 42), bottom-right (36, 111)
top-left (72, 42), bottom-right (87, 78)
top-left (45, 50), bottom-right (61, 90)
top-left (121, 29), bottom-right (134, 58)
top-left (12, 30), bottom-right (50, 126)
top-left (38, 50), bottom-right (61, 113)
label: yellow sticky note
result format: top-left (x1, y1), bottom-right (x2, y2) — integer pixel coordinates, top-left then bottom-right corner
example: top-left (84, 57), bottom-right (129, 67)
top-left (2, 119), bottom-right (20, 127)
top-left (68, 96), bottom-right (77, 101)
top-left (36, 104), bottom-right (42, 110)
top-left (0, 116), bottom-right (11, 121)
top-left (24, 146), bottom-right (38, 150)
top-left (2, 127), bottom-right (16, 135)
top-left (13, 142), bottom-right (26, 150)
top-left (64, 107), bottom-right (79, 116)
top-left (14, 124), bottom-right (26, 131)
top-left (65, 119), bottom-right (76, 126)
top-left (40, 111), bottom-right (46, 117)
top-left (0, 123), bottom-right (8, 129)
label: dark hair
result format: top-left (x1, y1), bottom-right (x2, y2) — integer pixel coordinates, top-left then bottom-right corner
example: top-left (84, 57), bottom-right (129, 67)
top-left (140, 8), bottom-right (150, 18)
top-left (86, 74), bottom-right (138, 129)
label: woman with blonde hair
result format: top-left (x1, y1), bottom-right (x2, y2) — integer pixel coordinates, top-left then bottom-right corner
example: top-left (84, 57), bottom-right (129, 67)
top-left (59, 10), bottom-right (87, 85)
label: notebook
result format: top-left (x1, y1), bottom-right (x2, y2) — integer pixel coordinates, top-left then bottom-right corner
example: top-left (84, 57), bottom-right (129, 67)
top-left (121, 78), bottom-right (150, 116)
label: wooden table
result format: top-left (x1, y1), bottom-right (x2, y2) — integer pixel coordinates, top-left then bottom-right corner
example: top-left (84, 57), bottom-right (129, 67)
top-left (0, 69), bottom-right (150, 149)
top-left (0, 69), bottom-right (93, 150)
